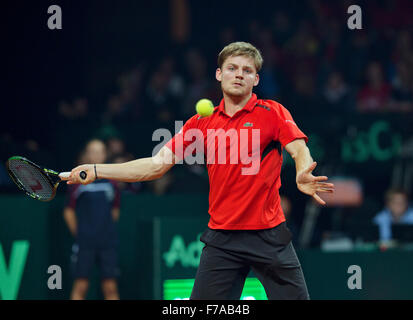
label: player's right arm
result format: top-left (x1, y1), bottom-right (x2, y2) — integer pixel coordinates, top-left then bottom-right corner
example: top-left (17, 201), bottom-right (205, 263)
top-left (67, 145), bottom-right (178, 185)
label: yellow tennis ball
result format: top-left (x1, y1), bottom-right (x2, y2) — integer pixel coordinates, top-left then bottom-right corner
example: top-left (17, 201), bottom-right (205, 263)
top-left (195, 99), bottom-right (214, 117)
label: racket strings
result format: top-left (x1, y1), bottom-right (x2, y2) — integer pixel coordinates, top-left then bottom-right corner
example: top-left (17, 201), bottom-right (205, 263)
top-left (8, 159), bottom-right (54, 200)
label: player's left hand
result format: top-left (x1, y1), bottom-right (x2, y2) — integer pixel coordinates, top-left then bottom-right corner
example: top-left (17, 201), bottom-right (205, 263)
top-left (67, 164), bottom-right (96, 185)
top-left (296, 161), bottom-right (334, 205)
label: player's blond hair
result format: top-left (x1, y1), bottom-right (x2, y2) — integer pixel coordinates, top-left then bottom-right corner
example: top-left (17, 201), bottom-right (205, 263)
top-left (217, 42), bottom-right (263, 72)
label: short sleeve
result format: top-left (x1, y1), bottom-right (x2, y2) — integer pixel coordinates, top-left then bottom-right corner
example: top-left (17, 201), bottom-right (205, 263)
top-left (273, 103), bottom-right (308, 147)
top-left (165, 115), bottom-right (203, 160)
top-left (65, 185), bottom-right (77, 209)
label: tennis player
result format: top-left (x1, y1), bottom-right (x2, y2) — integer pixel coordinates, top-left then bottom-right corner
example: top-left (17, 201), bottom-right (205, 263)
top-left (67, 42), bottom-right (334, 300)
top-left (65, 139), bottom-right (121, 300)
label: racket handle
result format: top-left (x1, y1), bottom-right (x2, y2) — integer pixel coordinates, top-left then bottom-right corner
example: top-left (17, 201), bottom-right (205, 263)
top-left (59, 171), bottom-right (87, 180)
top-left (80, 171), bottom-right (87, 180)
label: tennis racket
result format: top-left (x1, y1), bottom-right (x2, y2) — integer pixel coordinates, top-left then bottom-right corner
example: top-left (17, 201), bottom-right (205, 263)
top-left (6, 156), bottom-right (86, 201)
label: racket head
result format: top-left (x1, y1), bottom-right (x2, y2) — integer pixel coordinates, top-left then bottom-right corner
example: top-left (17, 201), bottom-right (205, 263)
top-left (6, 156), bottom-right (61, 201)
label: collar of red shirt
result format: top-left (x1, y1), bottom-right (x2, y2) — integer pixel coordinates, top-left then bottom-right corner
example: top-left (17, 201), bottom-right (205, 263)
top-left (217, 93), bottom-right (258, 116)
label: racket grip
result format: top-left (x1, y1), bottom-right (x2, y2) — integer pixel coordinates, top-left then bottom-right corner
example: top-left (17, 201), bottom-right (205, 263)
top-left (58, 172), bottom-right (71, 180)
top-left (80, 171), bottom-right (87, 180)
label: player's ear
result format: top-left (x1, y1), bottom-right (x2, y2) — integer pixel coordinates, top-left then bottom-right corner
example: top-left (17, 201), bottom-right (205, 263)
top-left (254, 73), bottom-right (259, 87)
top-left (216, 68), bottom-right (222, 82)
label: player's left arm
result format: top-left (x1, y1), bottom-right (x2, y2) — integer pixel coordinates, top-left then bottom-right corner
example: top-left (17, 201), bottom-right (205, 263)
top-left (285, 138), bottom-right (334, 205)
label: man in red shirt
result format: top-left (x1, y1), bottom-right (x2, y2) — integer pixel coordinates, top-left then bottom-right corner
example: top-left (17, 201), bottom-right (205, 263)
top-left (67, 42), bottom-right (334, 299)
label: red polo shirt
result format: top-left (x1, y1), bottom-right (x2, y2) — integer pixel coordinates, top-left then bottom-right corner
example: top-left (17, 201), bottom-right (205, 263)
top-left (166, 93), bottom-right (308, 230)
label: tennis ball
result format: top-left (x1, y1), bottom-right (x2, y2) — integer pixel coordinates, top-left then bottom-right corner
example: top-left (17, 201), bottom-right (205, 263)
top-left (195, 99), bottom-right (214, 117)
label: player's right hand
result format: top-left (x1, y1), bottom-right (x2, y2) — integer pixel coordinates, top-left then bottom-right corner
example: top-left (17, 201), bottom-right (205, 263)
top-left (67, 164), bottom-right (96, 185)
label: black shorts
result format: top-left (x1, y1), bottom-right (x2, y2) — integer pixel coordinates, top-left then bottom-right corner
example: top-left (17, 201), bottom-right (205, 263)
top-left (190, 222), bottom-right (309, 300)
top-left (71, 244), bottom-right (119, 280)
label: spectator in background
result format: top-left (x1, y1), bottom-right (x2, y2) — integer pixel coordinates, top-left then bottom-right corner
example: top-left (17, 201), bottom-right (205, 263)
top-left (322, 71), bottom-right (353, 113)
top-left (111, 147), bottom-right (142, 194)
top-left (255, 28), bottom-right (281, 100)
top-left (118, 66), bottom-right (145, 117)
top-left (282, 20), bottom-right (321, 116)
top-left (391, 30), bottom-right (413, 67)
top-left (369, 0), bottom-right (413, 33)
top-left (218, 26), bottom-right (237, 51)
top-left (148, 171), bottom-right (174, 195)
top-left (103, 95), bottom-right (128, 124)
top-left (315, 17), bottom-right (344, 91)
top-left (284, 19), bottom-right (319, 68)
top-left (63, 139), bottom-right (121, 300)
top-left (56, 97), bottom-right (95, 170)
top-left (373, 188), bottom-right (413, 242)
top-left (106, 136), bottom-right (128, 163)
top-left (0, 133), bottom-right (54, 172)
top-left (143, 59), bottom-right (182, 126)
top-left (339, 32), bottom-right (370, 85)
top-left (357, 61), bottom-right (391, 113)
top-left (102, 65), bottom-right (146, 124)
top-left (270, 11), bottom-right (295, 47)
top-left (289, 62), bottom-right (319, 117)
top-left (158, 56), bottom-right (186, 105)
top-left (166, 163), bottom-right (209, 194)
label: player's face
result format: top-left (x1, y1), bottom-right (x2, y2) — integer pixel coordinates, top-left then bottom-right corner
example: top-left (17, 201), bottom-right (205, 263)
top-left (85, 141), bottom-right (107, 164)
top-left (216, 55), bottom-right (259, 98)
